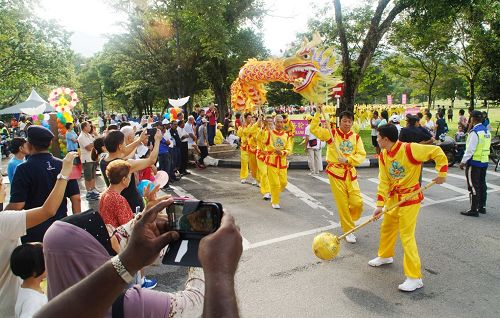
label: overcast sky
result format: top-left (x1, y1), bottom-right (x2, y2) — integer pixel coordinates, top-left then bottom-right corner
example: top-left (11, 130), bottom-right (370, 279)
top-left (36, 0), bottom-right (361, 57)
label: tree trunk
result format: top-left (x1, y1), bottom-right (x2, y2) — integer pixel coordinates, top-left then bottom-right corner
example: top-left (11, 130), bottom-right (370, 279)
top-left (333, 0), bottom-right (408, 112)
top-left (469, 78), bottom-right (475, 109)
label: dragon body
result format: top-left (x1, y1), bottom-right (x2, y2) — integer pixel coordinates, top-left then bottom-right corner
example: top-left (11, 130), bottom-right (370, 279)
top-left (231, 33), bottom-right (340, 112)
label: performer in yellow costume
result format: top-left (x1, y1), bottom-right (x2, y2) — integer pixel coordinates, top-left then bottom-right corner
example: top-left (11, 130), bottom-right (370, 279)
top-left (255, 116), bottom-right (274, 200)
top-left (370, 124), bottom-right (447, 292)
top-left (246, 117), bottom-right (260, 186)
top-left (264, 115), bottom-right (291, 209)
top-left (310, 107), bottom-right (366, 243)
top-left (237, 113), bottom-right (254, 184)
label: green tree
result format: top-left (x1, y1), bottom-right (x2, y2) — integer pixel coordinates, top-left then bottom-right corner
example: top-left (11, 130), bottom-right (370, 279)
top-left (0, 0), bottom-right (77, 106)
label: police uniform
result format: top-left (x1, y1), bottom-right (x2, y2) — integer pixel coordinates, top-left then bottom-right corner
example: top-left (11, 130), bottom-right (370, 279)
top-left (460, 111), bottom-right (491, 216)
top-left (375, 141), bottom-right (448, 280)
top-left (10, 126), bottom-right (80, 243)
top-left (310, 112), bottom-right (366, 234)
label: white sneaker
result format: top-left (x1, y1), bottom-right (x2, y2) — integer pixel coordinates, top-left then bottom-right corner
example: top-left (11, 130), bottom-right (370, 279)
top-left (91, 188), bottom-right (100, 195)
top-left (263, 193), bottom-right (271, 200)
top-left (272, 204), bottom-right (281, 209)
top-left (345, 233), bottom-right (357, 243)
top-left (241, 179), bottom-right (247, 184)
top-left (308, 172), bottom-right (314, 176)
top-left (368, 257), bottom-right (394, 267)
top-left (398, 277), bottom-right (423, 292)
top-left (251, 180), bottom-right (257, 186)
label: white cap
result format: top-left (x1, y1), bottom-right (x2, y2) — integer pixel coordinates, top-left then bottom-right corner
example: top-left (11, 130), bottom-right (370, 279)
top-left (389, 115), bottom-right (400, 123)
top-left (162, 118), bottom-right (169, 125)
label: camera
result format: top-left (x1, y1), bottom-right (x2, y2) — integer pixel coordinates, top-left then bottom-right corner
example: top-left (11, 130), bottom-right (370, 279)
top-left (166, 200), bottom-right (223, 239)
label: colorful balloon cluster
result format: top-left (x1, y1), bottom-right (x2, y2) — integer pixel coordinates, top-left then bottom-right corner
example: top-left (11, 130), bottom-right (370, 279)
top-left (163, 107), bottom-right (182, 121)
top-left (49, 87), bottom-right (78, 113)
top-left (30, 114), bottom-right (51, 129)
top-left (49, 86), bottom-right (78, 155)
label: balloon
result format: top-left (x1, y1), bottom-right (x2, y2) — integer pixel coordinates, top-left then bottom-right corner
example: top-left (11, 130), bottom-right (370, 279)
top-left (137, 180), bottom-right (154, 197)
top-left (43, 114), bottom-right (50, 121)
top-left (169, 108), bottom-right (178, 120)
top-left (153, 171), bottom-right (169, 188)
top-left (63, 112), bottom-right (73, 123)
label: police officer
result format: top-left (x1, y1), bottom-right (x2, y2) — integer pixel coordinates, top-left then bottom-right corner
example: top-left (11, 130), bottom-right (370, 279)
top-left (459, 111), bottom-right (491, 216)
top-left (6, 125), bottom-right (81, 242)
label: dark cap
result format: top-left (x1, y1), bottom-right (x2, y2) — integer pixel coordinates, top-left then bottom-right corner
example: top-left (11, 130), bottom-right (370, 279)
top-left (470, 110), bottom-right (483, 119)
top-left (27, 125), bottom-right (54, 148)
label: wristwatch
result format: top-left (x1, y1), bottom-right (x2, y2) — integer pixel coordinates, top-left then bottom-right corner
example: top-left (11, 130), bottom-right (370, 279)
top-left (111, 255), bottom-right (135, 283)
top-left (57, 173), bottom-right (69, 180)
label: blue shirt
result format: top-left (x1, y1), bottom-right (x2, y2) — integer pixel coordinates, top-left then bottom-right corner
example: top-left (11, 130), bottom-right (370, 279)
top-left (10, 153), bottom-right (80, 243)
top-left (66, 130), bottom-right (79, 151)
top-left (159, 137), bottom-right (170, 154)
top-left (7, 157), bottom-right (24, 184)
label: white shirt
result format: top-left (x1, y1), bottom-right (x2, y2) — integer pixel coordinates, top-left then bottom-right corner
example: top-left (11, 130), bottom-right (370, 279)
top-left (164, 131), bottom-right (174, 148)
top-left (15, 288), bottom-right (47, 318)
top-left (178, 126), bottom-right (188, 143)
top-left (305, 125), bottom-right (320, 150)
top-left (425, 120), bottom-right (435, 131)
top-left (77, 132), bottom-right (95, 163)
top-left (184, 122), bottom-right (196, 145)
top-left (371, 118), bottom-right (381, 136)
top-left (226, 134), bottom-right (239, 145)
top-left (461, 123), bottom-right (483, 164)
top-left (98, 117), bottom-right (104, 128)
top-left (0, 211), bottom-right (27, 318)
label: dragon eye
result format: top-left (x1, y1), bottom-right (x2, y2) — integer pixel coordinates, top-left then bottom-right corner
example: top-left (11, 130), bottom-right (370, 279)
top-left (302, 53), bottom-right (310, 59)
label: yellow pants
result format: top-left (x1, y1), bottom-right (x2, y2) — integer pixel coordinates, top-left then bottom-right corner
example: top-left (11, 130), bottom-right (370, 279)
top-left (240, 149), bottom-right (249, 180)
top-left (329, 174), bottom-right (363, 233)
top-left (249, 152), bottom-right (259, 181)
top-left (378, 204), bottom-right (422, 279)
top-left (268, 166), bottom-right (287, 204)
top-left (257, 159), bottom-right (270, 195)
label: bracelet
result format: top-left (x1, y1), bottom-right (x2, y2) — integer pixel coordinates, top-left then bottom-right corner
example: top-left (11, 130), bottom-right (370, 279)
top-left (111, 255), bottom-right (134, 284)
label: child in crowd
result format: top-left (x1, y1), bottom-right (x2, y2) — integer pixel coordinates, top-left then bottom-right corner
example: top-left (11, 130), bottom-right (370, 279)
top-left (7, 137), bottom-right (28, 184)
top-left (10, 243), bottom-right (47, 318)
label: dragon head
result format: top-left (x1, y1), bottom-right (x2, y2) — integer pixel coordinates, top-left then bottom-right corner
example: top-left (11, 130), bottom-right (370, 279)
top-left (283, 32), bottom-right (339, 103)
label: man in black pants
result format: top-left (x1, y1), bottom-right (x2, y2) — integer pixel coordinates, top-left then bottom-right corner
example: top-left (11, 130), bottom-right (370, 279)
top-left (459, 111), bottom-right (491, 216)
top-left (178, 120), bottom-right (190, 175)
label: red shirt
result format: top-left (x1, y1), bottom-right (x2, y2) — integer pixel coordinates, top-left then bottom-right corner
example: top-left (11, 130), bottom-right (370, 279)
top-left (138, 167), bottom-right (155, 182)
top-left (206, 109), bottom-right (217, 126)
top-left (99, 189), bottom-right (134, 227)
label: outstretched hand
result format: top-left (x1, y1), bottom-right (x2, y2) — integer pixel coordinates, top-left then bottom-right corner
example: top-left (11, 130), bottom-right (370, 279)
top-left (61, 152), bottom-right (79, 177)
top-left (199, 213), bottom-right (242, 278)
top-left (120, 199), bottom-right (179, 273)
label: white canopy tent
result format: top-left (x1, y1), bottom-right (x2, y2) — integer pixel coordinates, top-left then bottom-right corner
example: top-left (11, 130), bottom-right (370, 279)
top-left (0, 89), bottom-right (56, 115)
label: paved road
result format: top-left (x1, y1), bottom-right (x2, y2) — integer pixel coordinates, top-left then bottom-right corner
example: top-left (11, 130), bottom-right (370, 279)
top-left (157, 164), bottom-right (500, 318)
top-left (5, 159), bottom-right (499, 317)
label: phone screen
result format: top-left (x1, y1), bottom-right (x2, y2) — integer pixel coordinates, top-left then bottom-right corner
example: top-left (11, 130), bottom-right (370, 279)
top-left (167, 203), bottom-right (218, 234)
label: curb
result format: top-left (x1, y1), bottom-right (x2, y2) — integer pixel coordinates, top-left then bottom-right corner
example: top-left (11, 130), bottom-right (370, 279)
top-left (217, 158), bottom-right (379, 169)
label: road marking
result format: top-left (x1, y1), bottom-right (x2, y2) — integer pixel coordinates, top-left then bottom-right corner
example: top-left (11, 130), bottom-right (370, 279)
top-left (421, 177), bottom-right (469, 195)
top-left (486, 170), bottom-right (500, 178)
top-left (285, 181), bottom-right (335, 216)
top-left (315, 175), bottom-right (377, 208)
top-left (423, 167), bottom-right (500, 190)
top-left (246, 215), bottom-right (372, 250)
top-left (420, 189), bottom-right (500, 207)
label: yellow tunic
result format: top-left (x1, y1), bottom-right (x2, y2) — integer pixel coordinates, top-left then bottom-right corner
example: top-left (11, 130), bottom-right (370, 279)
top-left (310, 112), bottom-right (367, 232)
top-left (376, 141), bottom-right (448, 208)
top-left (376, 140), bottom-right (448, 279)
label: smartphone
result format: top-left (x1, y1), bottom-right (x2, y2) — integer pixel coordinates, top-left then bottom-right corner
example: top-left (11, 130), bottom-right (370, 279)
top-left (146, 128), bottom-right (156, 146)
top-left (166, 200), bottom-right (223, 239)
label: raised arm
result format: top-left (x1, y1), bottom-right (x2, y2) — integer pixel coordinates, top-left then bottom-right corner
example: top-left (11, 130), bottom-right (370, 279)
top-left (129, 129), bottom-right (162, 173)
top-left (35, 200), bottom-right (180, 318)
top-left (310, 112), bottom-right (331, 142)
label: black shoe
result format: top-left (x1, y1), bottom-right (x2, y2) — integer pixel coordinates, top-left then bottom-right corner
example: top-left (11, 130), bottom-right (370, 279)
top-left (461, 210), bottom-right (479, 217)
top-left (478, 208), bottom-right (486, 214)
